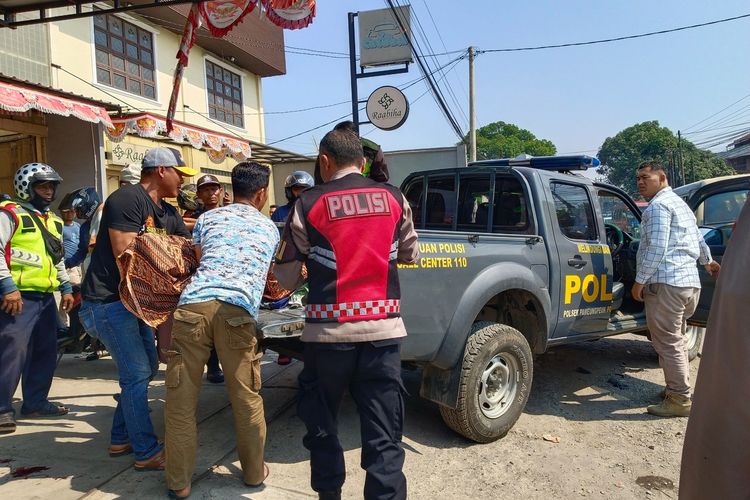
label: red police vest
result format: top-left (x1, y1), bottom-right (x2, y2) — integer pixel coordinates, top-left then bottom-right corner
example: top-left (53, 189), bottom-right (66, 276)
top-left (299, 173), bottom-right (404, 323)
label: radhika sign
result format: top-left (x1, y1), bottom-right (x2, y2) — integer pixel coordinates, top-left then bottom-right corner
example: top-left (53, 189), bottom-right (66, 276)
top-left (366, 86), bottom-right (409, 131)
top-left (358, 6), bottom-right (412, 68)
top-left (108, 142), bottom-right (150, 166)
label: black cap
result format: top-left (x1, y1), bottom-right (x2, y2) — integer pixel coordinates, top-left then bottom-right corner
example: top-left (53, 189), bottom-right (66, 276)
top-left (196, 174), bottom-right (221, 188)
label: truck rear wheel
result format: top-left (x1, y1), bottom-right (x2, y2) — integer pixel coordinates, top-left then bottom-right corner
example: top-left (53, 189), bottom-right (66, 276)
top-left (439, 321), bottom-right (533, 443)
top-left (685, 325), bottom-right (704, 361)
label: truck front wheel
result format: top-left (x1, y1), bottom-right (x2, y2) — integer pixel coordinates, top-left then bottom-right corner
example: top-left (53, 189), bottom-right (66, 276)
top-left (439, 322), bottom-right (533, 443)
top-left (685, 325), bottom-right (704, 361)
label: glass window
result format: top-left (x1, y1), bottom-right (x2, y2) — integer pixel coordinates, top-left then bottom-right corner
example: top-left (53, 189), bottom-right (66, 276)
top-left (425, 175), bottom-right (456, 230)
top-left (493, 176), bottom-right (531, 233)
top-left (206, 60), bottom-right (243, 127)
top-left (551, 182), bottom-right (597, 241)
top-left (94, 13), bottom-right (155, 99)
top-left (457, 174), bottom-right (492, 231)
top-left (697, 189), bottom-right (748, 226)
top-left (402, 177), bottom-right (424, 228)
top-left (598, 190), bottom-right (641, 239)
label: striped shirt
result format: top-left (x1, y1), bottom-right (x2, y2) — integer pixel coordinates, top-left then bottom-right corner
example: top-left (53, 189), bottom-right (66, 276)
top-left (636, 187), bottom-right (712, 288)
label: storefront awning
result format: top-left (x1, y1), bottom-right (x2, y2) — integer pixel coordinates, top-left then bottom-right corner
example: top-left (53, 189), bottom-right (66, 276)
top-left (106, 112), bottom-right (313, 165)
top-left (0, 80), bottom-right (114, 127)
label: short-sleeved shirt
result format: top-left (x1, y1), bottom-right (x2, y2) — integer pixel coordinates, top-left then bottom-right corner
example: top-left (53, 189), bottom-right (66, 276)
top-left (62, 221), bottom-right (80, 261)
top-left (82, 183), bottom-right (190, 303)
top-left (179, 203), bottom-right (279, 317)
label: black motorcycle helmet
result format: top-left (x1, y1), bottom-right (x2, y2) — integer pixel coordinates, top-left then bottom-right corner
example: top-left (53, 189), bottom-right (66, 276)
top-left (284, 171), bottom-right (314, 202)
top-left (70, 187), bottom-right (101, 220)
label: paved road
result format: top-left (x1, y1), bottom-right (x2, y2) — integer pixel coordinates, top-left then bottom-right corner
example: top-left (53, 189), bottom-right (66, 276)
top-left (0, 333), bottom-right (695, 499)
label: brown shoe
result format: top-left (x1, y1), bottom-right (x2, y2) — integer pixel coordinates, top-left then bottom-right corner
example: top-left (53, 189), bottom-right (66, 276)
top-left (134, 449), bottom-right (165, 472)
top-left (108, 442), bottom-right (133, 457)
top-left (647, 393), bottom-right (691, 417)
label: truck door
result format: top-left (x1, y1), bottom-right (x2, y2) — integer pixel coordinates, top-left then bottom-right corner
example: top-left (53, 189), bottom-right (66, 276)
top-left (547, 181), bottom-right (614, 335)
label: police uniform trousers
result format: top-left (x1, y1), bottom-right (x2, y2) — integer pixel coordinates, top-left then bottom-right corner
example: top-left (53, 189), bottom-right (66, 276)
top-left (0, 292), bottom-right (58, 416)
top-left (297, 339), bottom-right (407, 500)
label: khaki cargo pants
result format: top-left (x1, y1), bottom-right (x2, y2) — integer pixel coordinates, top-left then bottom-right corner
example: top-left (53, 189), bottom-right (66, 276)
top-left (164, 300), bottom-right (266, 490)
top-left (643, 283), bottom-right (700, 397)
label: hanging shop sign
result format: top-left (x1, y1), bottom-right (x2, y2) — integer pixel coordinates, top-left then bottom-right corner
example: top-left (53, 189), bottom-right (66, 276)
top-left (108, 142), bottom-right (151, 166)
top-left (358, 6), bottom-right (412, 68)
top-left (366, 85), bottom-right (409, 131)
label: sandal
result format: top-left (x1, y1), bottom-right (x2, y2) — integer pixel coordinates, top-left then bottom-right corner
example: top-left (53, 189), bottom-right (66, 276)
top-left (20, 401), bottom-right (69, 417)
top-left (245, 463), bottom-right (270, 488)
top-left (108, 442), bottom-right (133, 457)
top-left (134, 449), bottom-right (165, 472)
top-left (167, 486), bottom-right (191, 499)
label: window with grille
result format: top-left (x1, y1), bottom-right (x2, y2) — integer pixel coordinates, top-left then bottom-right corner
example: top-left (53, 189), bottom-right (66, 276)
top-left (93, 13), bottom-right (156, 99)
top-left (206, 60), bottom-right (243, 128)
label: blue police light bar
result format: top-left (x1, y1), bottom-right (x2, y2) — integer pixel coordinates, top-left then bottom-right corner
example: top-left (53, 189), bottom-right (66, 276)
top-left (469, 154), bottom-right (601, 171)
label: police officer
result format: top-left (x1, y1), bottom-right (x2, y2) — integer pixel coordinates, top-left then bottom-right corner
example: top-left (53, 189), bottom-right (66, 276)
top-left (271, 170), bottom-right (314, 223)
top-left (0, 163), bottom-right (73, 434)
top-left (274, 129), bottom-right (418, 500)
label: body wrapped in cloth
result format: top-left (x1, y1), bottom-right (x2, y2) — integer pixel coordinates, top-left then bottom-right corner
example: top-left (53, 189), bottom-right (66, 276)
top-left (117, 233), bottom-right (198, 328)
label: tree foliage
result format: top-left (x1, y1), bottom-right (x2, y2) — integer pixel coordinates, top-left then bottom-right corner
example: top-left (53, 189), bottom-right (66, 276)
top-left (463, 121), bottom-right (556, 160)
top-left (598, 121), bottom-right (735, 197)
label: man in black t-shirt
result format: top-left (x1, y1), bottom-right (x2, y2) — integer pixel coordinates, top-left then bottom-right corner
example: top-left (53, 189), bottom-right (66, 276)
top-left (79, 147), bottom-right (196, 472)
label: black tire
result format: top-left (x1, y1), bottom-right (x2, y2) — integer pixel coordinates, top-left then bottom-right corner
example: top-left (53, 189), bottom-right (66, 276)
top-left (685, 325), bottom-right (704, 361)
top-left (439, 321), bottom-right (533, 443)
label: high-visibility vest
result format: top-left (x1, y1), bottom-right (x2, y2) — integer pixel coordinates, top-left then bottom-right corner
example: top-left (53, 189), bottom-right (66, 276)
top-left (0, 200), bottom-right (63, 293)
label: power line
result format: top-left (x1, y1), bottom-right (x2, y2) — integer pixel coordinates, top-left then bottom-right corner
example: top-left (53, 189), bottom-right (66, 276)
top-left (386, 0), bottom-right (465, 140)
top-left (683, 92), bottom-right (750, 132)
top-left (478, 13), bottom-right (750, 54)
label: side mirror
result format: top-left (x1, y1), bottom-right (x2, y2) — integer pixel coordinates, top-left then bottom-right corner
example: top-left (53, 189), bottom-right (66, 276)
top-left (702, 228), bottom-right (723, 247)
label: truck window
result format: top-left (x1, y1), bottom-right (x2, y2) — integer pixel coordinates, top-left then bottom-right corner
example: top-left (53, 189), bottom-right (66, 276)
top-left (402, 177), bottom-right (424, 228)
top-left (425, 175), bottom-right (457, 230)
top-left (493, 177), bottom-right (530, 233)
top-left (697, 189), bottom-right (747, 226)
top-left (551, 182), bottom-right (597, 241)
top-left (457, 174), bottom-right (492, 232)
top-left (598, 190), bottom-right (641, 239)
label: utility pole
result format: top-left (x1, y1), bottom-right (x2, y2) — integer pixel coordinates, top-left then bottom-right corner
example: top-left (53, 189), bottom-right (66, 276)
top-left (468, 46), bottom-right (476, 162)
top-left (677, 130), bottom-right (685, 187)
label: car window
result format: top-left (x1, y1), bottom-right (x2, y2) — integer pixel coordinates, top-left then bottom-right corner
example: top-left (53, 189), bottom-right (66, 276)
top-left (457, 174), bottom-right (492, 232)
top-left (425, 175), bottom-right (457, 230)
top-left (493, 176), bottom-right (531, 233)
top-left (402, 177), bottom-right (424, 228)
top-left (551, 182), bottom-right (597, 241)
top-left (598, 190), bottom-right (641, 239)
top-left (696, 189), bottom-right (748, 226)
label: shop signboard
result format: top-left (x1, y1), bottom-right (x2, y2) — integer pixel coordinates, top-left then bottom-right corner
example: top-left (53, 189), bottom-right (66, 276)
top-left (108, 142), bottom-right (151, 166)
top-left (358, 6), bottom-right (412, 68)
top-left (366, 85), bottom-right (409, 131)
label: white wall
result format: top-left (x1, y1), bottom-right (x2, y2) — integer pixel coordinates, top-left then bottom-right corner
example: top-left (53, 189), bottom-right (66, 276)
top-left (384, 144), bottom-right (467, 188)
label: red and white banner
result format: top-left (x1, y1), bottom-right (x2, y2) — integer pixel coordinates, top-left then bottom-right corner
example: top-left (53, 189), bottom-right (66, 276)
top-left (0, 81), bottom-right (113, 127)
top-left (166, 0), bottom-right (316, 133)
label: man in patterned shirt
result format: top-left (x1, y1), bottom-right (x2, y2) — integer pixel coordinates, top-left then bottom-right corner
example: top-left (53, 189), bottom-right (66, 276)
top-left (632, 160), bottom-right (720, 418)
top-left (164, 162), bottom-right (279, 498)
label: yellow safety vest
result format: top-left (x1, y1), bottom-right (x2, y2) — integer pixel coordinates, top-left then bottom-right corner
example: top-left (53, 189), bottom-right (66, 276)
top-left (0, 200), bottom-right (63, 293)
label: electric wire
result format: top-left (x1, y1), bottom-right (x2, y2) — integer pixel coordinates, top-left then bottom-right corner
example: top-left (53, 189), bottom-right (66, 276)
top-left (683, 92), bottom-right (750, 132)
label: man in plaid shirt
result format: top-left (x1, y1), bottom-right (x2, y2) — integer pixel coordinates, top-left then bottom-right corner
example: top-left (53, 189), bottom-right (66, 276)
top-left (633, 161), bottom-right (720, 418)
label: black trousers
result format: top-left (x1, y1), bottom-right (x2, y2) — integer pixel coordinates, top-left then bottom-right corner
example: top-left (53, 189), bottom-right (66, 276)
top-left (298, 340), bottom-right (407, 500)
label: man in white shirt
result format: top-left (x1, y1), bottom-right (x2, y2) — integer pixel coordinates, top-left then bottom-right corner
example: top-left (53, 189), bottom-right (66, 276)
top-left (632, 161), bottom-right (720, 418)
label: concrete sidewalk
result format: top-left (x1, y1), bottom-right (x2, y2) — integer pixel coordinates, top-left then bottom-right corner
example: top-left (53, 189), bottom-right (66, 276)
top-left (0, 352), bottom-right (312, 499)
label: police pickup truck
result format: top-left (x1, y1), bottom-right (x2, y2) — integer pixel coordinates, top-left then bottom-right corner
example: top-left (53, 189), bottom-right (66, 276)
top-left (258, 155), bottom-right (702, 443)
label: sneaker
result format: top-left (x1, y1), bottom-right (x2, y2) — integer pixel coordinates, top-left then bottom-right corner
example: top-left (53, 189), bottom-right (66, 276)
top-left (207, 370), bottom-right (224, 384)
top-left (647, 393), bottom-right (691, 417)
top-left (318, 490), bottom-right (342, 500)
top-left (277, 356), bottom-right (292, 365)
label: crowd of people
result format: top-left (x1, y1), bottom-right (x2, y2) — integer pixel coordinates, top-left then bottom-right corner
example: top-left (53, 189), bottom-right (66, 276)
top-left (0, 123), bottom-right (418, 500)
top-left (0, 126), bottom-right (746, 499)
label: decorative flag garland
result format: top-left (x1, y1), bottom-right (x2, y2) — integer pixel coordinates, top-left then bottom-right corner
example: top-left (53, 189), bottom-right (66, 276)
top-left (167, 0), bottom-right (316, 133)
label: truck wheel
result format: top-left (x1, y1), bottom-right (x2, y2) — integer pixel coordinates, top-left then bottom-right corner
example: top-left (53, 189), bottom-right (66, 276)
top-left (685, 325), bottom-right (704, 361)
top-left (439, 321), bottom-right (533, 443)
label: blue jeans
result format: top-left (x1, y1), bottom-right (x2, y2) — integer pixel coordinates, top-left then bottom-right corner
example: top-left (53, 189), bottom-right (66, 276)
top-left (79, 300), bottom-right (161, 461)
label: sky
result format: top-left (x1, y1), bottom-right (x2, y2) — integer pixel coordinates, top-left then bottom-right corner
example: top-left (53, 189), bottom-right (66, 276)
top-left (261, 1), bottom-right (750, 160)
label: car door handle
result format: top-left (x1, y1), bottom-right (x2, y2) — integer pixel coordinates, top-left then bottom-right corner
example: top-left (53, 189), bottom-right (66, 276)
top-left (568, 257), bottom-right (587, 268)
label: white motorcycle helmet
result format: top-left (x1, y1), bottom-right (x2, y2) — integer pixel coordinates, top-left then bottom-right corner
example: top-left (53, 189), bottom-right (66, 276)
top-left (13, 162), bottom-right (63, 202)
